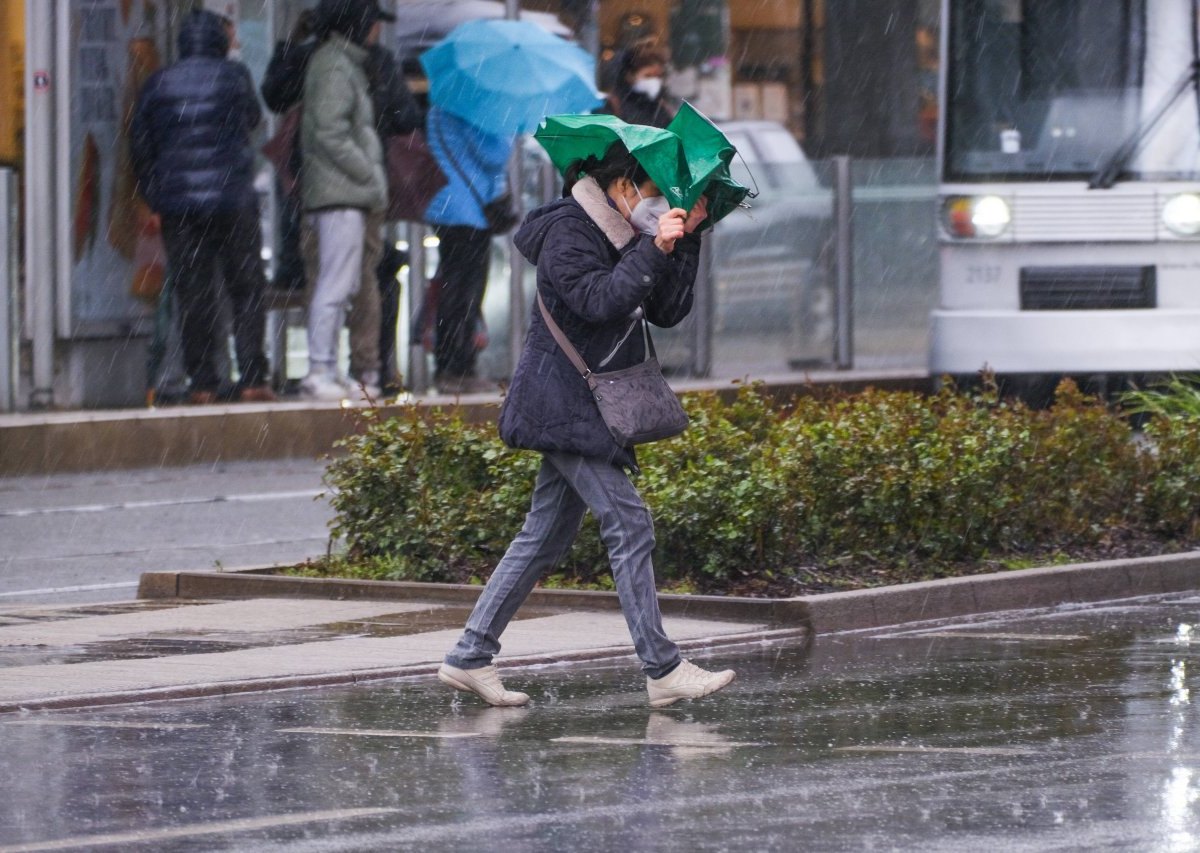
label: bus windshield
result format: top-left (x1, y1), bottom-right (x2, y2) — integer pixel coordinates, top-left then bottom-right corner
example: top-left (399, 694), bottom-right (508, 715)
top-left (945, 0), bottom-right (1200, 182)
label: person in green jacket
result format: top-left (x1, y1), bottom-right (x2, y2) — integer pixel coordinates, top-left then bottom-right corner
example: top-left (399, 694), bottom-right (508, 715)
top-left (298, 0), bottom-right (393, 401)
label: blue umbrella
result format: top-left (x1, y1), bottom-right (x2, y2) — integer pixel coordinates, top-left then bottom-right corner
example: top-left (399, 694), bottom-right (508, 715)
top-left (420, 19), bottom-right (603, 137)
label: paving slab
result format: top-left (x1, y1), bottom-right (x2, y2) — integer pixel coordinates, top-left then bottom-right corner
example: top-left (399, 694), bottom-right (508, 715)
top-left (0, 599), bottom-right (787, 712)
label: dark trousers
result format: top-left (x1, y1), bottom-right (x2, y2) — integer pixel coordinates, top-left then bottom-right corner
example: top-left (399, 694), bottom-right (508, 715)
top-left (433, 225), bottom-right (491, 378)
top-left (160, 207), bottom-right (270, 393)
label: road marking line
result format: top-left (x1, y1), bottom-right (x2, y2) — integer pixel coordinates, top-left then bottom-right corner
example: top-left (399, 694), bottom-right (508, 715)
top-left (882, 632), bottom-right (1088, 641)
top-left (1, 534), bottom-right (329, 567)
top-left (0, 582), bottom-right (138, 599)
top-left (553, 736), bottom-right (764, 749)
top-left (0, 489), bottom-right (325, 518)
top-left (277, 727), bottom-right (481, 740)
top-left (2, 720), bottom-right (208, 731)
top-left (0, 808), bottom-right (398, 852)
top-left (834, 745), bottom-right (1036, 756)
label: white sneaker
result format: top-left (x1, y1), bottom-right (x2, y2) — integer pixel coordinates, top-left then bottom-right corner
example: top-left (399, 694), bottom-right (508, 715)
top-left (646, 659), bottom-right (736, 708)
top-left (298, 372), bottom-right (348, 402)
top-left (438, 663), bottom-right (529, 707)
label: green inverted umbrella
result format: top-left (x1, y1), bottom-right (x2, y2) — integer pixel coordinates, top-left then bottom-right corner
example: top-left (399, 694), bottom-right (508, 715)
top-left (534, 101), bottom-right (751, 227)
top-left (667, 102), bottom-right (752, 225)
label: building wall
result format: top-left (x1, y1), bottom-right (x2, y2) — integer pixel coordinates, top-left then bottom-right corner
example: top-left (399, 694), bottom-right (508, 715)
top-left (0, 0), bottom-right (23, 166)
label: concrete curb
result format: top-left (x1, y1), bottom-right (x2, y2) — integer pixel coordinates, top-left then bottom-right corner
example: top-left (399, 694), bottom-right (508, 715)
top-left (139, 549), bottom-right (1200, 636)
top-left (136, 571), bottom-right (810, 626)
top-left (0, 371), bottom-right (929, 476)
top-left (0, 627), bottom-right (808, 714)
top-left (8, 550), bottom-right (1196, 714)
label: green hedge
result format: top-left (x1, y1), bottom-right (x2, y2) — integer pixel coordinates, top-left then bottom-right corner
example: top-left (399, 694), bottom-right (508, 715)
top-left (319, 381), bottom-right (1200, 588)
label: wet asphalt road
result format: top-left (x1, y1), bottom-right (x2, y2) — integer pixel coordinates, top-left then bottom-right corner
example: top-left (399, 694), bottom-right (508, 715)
top-left (3, 593), bottom-right (1200, 851)
top-left (0, 460), bottom-right (333, 605)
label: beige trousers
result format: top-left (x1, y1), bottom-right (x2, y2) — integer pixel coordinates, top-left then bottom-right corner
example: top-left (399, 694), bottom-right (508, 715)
top-left (301, 208), bottom-right (384, 379)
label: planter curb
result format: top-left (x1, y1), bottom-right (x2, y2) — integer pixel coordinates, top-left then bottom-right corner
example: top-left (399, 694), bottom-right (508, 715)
top-left (138, 549), bottom-right (1200, 635)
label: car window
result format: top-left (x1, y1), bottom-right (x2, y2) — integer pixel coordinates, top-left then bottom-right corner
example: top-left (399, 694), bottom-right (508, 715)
top-left (724, 125), bottom-right (821, 198)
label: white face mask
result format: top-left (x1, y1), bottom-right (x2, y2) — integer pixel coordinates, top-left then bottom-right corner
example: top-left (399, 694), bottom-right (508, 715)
top-left (620, 184), bottom-right (672, 236)
top-left (631, 76), bottom-right (664, 100)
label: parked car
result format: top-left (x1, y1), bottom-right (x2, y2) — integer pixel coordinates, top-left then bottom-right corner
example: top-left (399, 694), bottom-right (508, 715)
top-left (713, 121), bottom-right (831, 334)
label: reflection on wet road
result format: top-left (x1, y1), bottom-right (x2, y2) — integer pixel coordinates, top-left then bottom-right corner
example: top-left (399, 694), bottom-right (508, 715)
top-left (4, 594), bottom-right (1200, 850)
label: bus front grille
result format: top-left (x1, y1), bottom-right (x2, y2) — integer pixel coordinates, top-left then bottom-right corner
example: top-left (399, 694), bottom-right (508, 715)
top-left (1020, 266), bottom-right (1156, 310)
top-left (1012, 193), bottom-right (1159, 241)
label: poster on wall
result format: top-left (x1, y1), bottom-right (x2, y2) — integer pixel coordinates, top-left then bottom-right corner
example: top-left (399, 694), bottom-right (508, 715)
top-left (69, 0), bottom-right (166, 330)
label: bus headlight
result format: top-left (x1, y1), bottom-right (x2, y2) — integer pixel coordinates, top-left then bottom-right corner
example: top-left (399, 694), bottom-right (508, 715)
top-left (1162, 193), bottom-right (1200, 236)
top-left (943, 195), bottom-right (1011, 239)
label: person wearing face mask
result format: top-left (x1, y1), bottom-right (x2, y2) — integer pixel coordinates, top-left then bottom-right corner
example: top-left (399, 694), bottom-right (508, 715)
top-left (437, 141), bottom-right (734, 710)
top-left (297, 0), bottom-right (395, 402)
top-left (602, 44), bottom-right (676, 129)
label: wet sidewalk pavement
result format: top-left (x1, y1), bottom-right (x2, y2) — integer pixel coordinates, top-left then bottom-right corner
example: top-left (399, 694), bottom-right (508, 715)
top-left (0, 597), bottom-right (799, 712)
top-left (2, 592), bottom-right (1200, 851)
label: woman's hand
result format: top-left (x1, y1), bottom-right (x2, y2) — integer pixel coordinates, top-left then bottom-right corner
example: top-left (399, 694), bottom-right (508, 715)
top-left (684, 196), bottom-right (708, 233)
top-left (654, 208), bottom-right (688, 253)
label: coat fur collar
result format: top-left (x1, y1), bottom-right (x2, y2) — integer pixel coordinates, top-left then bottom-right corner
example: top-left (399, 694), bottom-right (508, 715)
top-left (570, 177), bottom-right (635, 251)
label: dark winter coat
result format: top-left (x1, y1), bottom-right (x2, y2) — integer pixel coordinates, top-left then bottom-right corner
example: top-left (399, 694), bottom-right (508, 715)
top-left (131, 10), bottom-right (262, 217)
top-left (603, 88), bottom-right (674, 129)
top-left (499, 181), bottom-right (701, 469)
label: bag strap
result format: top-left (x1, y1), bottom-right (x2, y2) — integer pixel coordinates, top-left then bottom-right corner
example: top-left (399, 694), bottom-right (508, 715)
top-left (537, 291), bottom-right (592, 378)
top-left (537, 291), bottom-right (649, 378)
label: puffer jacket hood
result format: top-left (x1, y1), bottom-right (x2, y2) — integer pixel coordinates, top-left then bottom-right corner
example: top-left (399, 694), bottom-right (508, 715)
top-left (178, 10), bottom-right (230, 60)
top-left (130, 15), bottom-right (261, 216)
top-left (513, 197), bottom-right (579, 266)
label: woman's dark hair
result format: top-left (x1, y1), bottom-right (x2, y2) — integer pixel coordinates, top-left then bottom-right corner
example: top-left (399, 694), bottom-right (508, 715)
top-left (562, 141), bottom-right (651, 196)
top-left (621, 45), bottom-right (668, 79)
top-left (314, 0), bottom-right (376, 45)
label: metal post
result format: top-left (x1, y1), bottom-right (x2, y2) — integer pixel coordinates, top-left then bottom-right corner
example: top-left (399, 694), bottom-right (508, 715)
top-left (832, 154), bottom-right (854, 370)
top-left (0, 170), bottom-right (16, 411)
top-left (505, 0), bottom-right (525, 382)
top-left (406, 222), bottom-right (430, 393)
top-left (25, 0), bottom-right (55, 408)
top-left (507, 152), bottom-right (526, 380)
top-left (690, 234), bottom-right (714, 378)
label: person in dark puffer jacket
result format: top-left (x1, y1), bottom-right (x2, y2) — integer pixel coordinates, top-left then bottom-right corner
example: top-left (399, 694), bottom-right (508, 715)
top-left (439, 141), bottom-right (737, 710)
top-left (131, 9), bottom-right (273, 404)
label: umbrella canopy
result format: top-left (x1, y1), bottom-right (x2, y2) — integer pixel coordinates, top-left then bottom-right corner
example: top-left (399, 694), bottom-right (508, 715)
top-left (534, 102), bottom-right (752, 226)
top-left (420, 19), bottom-right (603, 137)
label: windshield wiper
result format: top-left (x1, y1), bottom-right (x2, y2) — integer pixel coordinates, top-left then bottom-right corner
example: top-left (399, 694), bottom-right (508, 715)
top-left (1089, 60), bottom-right (1200, 189)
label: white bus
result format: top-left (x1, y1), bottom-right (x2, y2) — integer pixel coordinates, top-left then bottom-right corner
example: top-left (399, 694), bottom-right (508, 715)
top-left (932, 0), bottom-right (1200, 382)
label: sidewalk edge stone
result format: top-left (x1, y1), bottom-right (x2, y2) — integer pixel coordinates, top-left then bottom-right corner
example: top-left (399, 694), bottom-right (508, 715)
top-left (138, 549), bottom-right (1200, 636)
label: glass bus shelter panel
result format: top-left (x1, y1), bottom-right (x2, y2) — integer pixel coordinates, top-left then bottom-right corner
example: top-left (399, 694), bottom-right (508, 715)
top-left (677, 135), bottom-right (837, 379)
top-left (850, 157), bottom-right (939, 370)
top-left (947, 0), bottom-right (1200, 183)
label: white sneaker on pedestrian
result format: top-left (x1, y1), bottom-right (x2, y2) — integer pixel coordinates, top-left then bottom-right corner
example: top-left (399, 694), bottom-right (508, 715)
top-left (299, 372), bottom-right (348, 402)
top-left (438, 663), bottom-right (529, 707)
top-left (646, 659), bottom-right (736, 708)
